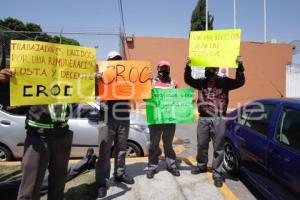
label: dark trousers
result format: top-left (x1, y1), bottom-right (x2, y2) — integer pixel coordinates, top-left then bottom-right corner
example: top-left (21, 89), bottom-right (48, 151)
top-left (17, 128), bottom-right (73, 200)
top-left (96, 120), bottom-right (129, 186)
top-left (148, 124), bottom-right (176, 169)
top-left (196, 118), bottom-right (226, 177)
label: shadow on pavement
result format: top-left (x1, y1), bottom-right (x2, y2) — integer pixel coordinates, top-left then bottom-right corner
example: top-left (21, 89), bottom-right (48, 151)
top-left (64, 182), bottom-right (98, 200)
top-left (64, 160), bottom-right (195, 200)
top-left (102, 182), bottom-right (131, 200)
top-left (223, 171), bottom-right (266, 200)
top-left (238, 174), bottom-right (267, 200)
top-left (0, 169), bottom-right (22, 182)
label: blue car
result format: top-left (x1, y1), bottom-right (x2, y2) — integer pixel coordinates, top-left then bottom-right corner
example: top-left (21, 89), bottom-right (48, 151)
top-left (223, 98), bottom-right (300, 200)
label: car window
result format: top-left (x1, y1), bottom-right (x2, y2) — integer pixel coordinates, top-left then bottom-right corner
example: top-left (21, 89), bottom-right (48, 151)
top-left (276, 108), bottom-right (300, 152)
top-left (244, 104), bottom-right (276, 136)
top-left (71, 103), bottom-right (94, 119)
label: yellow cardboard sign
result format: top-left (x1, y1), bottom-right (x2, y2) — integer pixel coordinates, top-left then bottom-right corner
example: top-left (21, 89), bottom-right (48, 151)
top-left (97, 61), bottom-right (152, 100)
top-left (189, 29), bottom-right (241, 68)
top-left (10, 40), bottom-right (96, 106)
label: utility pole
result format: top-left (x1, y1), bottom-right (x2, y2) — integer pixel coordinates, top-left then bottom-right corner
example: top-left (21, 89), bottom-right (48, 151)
top-left (206, 0), bottom-right (208, 30)
top-left (233, 0), bottom-right (236, 28)
top-left (264, 0), bottom-right (267, 42)
top-left (59, 27), bottom-right (63, 44)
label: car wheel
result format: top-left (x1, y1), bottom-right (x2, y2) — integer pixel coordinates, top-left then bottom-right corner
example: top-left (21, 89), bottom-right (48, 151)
top-left (223, 141), bottom-right (239, 175)
top-left (126, 141), bottom-right (142, 158)
top-left (0, 145), bottom-right (13, 162)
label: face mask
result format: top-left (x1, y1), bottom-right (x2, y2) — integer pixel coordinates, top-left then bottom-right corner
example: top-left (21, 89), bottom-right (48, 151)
top-left (159, 70), bottom-right (170, 78)
top-left (205, 70), bottom-right (217, 80)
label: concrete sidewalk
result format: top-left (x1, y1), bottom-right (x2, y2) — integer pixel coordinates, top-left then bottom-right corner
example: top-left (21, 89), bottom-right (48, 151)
top-left (98, 158), bottom-right (232, 200)
top-left (0, 136), bottom-right (239, 200)
top-left (0, 157), bottom-right (238, 200)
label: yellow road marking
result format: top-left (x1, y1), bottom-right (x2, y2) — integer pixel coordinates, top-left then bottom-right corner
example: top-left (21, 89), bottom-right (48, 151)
top-left (174, 144), bottom-right (186, 154)
top-left (0, 153), bottom-right (238, 200)
top-left (159, 136), bottom-right (179, 147)
top-left (0, 157), bottom-right (149, 166)
top-left (185, 156), bottom-right (239, 200)
top-left (0, 161), bottom-right (22, 166)
top-left (125, 156), bottom-right (148, 162)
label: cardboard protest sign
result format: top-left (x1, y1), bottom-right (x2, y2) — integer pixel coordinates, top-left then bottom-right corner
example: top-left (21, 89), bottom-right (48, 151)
top-left (189, 29), bottom-right (241, 68)
top-left (146, 88), bottom-right (195, 124)
top-left (10, 40), bottom-right (96, 106)
top-left (97, 61), bottom-right (152, 100)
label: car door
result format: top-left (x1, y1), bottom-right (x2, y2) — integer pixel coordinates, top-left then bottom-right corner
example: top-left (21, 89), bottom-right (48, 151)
top-left (68, 103), bottom-right (100, 158)
top-left (0, 107), bottom-right (27, 160)
top-left (235, 102), bottom-right (277, 178)
top-left (267, 105), bottom-right (300, 198)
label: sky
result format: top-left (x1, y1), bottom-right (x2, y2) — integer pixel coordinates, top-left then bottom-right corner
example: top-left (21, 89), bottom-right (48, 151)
top-left (1, 0), bottom-right (300, 61)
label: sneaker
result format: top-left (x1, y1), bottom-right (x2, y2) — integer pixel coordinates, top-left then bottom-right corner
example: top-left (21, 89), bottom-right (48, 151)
top-left (191, 166), bottom-right (207, 175)
top-left (146, 169), bottom-right (158, 179)
top-left (97, 186), bottom-right (107, 198)
top-left (114, 174), bottom-right (135, 184)
top-left (167, 167), bottom-right (180, 177)
top-left (214, 177), bottom-right (224, 188)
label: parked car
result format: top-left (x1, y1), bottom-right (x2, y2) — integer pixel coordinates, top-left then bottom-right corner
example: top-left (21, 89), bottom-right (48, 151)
top-left (223, 98), bottom-right (300, 200)
top-left (0, 102), bottom-right (150, 161)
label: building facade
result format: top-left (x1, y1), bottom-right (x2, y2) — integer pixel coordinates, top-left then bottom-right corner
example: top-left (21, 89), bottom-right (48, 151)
top-left (123, 36), bottom-right (293, 109)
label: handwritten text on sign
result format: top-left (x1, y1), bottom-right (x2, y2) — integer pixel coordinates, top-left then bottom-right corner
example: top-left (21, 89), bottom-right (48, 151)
top-left (146, 88), bottom-right (195, 124)
top-left (10, 40), bottom-right (96, 106)
top-left (189, 29), bottom-right (241, 68)
top-left (97, 61), bottom-right (152, 100)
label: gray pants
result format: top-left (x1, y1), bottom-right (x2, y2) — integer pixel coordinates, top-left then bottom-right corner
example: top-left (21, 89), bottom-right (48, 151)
top-left (148, 124), bottom-right (176, 169)
top-left (17, 128), bottom-right (73, 200)
top-left (196, 118), bottom-right (226, 177)
top-left (96, 120), bottom-right (130, 186)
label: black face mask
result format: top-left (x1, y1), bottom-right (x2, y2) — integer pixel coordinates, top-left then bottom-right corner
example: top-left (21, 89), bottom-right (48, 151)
top-left (158, 70), bottom-right (170, 78)
top-left (205, 70), bottom-right (217, 79)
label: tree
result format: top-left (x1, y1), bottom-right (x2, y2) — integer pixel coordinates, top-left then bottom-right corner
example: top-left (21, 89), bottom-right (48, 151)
top-left (190, 0), bottom-right (214, 31)
top-left (0, 17), bottom-right (80, 61)
top-left (0, 17), bottom-right (80, 45)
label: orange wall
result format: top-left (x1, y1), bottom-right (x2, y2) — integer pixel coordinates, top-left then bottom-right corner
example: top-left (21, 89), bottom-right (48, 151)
top-left (124, 36), bottom-right (292, 109)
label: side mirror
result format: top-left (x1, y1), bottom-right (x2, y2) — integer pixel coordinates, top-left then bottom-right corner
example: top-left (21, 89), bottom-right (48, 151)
top-left (87, 109), bottom-right (100, 122)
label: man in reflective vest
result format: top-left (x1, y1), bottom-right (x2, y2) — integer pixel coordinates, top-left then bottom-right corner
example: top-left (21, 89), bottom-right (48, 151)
top-left (0, 57), bottom-right (73, 200)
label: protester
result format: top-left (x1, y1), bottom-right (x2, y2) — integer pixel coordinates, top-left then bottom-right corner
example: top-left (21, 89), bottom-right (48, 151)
top-left (184, 56), bottom-right (245, 187)
top-left (0, 56), bottom-right (73, 200)
top-left (96, 51), bottom-right (134, 199)
top-left (146, 60), bottom-right (180, 179)
top-left (0, 148), bottom-right (97, 200)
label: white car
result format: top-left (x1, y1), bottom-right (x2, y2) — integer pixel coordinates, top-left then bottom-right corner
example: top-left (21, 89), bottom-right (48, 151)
top-left (0, 103), bottom-right (150, 161)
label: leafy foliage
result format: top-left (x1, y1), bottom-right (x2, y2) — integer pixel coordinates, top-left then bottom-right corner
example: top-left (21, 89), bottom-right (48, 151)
top-left (0, 17), bottom-right (80, 67)
top-left (0, 17), bottom-right (80, 45)
top-left (190, 0), bottom-right (214, 31)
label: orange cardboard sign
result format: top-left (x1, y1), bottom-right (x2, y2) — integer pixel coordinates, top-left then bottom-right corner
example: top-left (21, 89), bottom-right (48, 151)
top-left (97, 61), bottom-right (152, 100)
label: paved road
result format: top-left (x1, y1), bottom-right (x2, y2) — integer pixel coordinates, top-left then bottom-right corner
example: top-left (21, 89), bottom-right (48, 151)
top-left (103, 160), bottom-right (227, 200)
top-left (0, 123), bottom-right (265, 199)
top-left (175, 123), bottom-right (264, 200)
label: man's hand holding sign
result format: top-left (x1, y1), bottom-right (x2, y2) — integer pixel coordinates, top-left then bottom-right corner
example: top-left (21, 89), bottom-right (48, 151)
top-left (0, 40), bottom-right (98, 199)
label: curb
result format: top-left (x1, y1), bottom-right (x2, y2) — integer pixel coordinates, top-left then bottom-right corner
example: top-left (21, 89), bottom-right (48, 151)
top-left (0, 157), bottom-right (149, 166)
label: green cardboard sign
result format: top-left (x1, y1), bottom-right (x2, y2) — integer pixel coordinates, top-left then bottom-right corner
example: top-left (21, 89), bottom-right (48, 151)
top-left (146, 88), bottom-right (195, 124)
